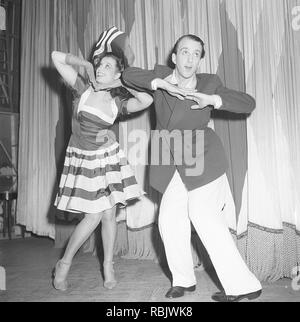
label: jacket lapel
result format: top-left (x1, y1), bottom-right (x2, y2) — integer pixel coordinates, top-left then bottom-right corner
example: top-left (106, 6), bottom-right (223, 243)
top-left (168, 98), bottom-right (191, 130)
top-left (160, 90), bottom-right (178, 128)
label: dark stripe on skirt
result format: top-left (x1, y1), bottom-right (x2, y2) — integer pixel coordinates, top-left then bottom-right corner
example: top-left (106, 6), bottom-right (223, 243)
top-left (62, 162), bottom-right (129, 178)
top-left (65, 146), bottom-right (120, 161)
top-left (58, 176), bottom-right (138, 201)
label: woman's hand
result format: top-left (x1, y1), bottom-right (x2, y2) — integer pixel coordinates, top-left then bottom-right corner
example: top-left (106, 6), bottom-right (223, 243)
top-left (84, 62), bottom-right (98, 90)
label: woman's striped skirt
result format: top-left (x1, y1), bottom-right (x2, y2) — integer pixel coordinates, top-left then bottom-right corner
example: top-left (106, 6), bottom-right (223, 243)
top-left (54, 142), bottom-right (144, 214)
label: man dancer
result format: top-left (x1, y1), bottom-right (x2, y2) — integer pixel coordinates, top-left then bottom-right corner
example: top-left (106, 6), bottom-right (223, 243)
top-left (122, 34), bottom-right (262, 302)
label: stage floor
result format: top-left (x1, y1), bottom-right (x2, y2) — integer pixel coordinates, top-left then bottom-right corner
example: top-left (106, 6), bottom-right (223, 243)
top-left (0, 237), bottom-right (299, 302)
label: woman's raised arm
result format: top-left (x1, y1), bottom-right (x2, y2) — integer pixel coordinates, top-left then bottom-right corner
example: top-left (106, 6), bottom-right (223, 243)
top-left (51, 51), bottom-right (78, 87)
top-left (51, 51), bottom-right (97, 88)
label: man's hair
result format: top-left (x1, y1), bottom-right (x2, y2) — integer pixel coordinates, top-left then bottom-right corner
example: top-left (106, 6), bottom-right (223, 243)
top-left (172, 34), bottom-right (205, 59)
top-left (93, 52), bottom-right (125, 73)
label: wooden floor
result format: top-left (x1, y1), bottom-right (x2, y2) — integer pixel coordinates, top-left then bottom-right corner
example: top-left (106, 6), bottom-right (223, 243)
top-left (0, 237), bottom-right (299, 302)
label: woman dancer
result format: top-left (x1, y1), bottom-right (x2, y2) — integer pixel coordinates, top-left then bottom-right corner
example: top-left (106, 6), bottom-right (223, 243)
top-left (51, 30), bottom-right (153, 291)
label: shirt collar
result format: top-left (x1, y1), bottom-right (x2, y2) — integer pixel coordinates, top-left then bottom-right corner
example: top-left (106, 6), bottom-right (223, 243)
top-left (164, 70), bottom-right (197, 90)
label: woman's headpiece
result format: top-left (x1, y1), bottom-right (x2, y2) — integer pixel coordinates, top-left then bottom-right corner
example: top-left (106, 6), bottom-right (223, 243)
top-left (92, 26), bottom-right (133, 69)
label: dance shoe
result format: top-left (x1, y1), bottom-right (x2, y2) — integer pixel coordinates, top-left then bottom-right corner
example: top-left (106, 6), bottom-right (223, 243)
top-left (103, 261), bottom-right (117, 290)
top-left (212, 289), bottom-right (262, 302)
top-left (52, 259), bottom-right (71, 291)
top-left (165, 285), bottom-right (196, 298)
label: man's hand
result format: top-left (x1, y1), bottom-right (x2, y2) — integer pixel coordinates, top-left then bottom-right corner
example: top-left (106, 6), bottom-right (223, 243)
top-left (153, 79), bottom-right (196, 100)
top-left (186, 93), bottom-right (221, 110)
top-left (85, 62), bottom-right (98, 90)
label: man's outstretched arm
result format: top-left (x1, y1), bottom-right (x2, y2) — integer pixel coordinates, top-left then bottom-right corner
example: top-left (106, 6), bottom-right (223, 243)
top-left (123, 66), bottom-right (194, 100)
top-left (214, 75), bottom-right (256, 114)
top-left (122, 67), bottom-right (158, 92)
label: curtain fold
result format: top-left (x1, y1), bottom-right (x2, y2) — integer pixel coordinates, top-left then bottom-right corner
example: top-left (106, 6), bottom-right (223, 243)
top-left (18, 0), bottom-right (300, 281)
top-left (17, 0), bottom-right (57, 238)
top-left (238, 0), bottom-right (300, 280)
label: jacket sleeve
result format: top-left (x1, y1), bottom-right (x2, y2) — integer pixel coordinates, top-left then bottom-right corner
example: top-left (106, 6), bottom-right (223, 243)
top-left (214, 75), bottom-right (256, 114)
top-left (122, 67), bottom-right (157, 92)
top-left (122, 65), bottom-right (172, 92)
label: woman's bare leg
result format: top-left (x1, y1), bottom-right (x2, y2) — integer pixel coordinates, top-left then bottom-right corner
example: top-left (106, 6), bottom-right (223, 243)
top-left (53, 212), bottom-right (102, 290)
top-left (101, 206), bottom-right (117, 289)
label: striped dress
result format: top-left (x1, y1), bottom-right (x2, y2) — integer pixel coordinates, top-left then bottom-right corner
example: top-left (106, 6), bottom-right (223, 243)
top-left (55, 75), bottom-right (143, 214)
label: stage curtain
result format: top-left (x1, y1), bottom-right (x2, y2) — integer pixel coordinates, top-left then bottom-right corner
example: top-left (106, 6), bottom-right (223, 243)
top-left (17, 0), bottom-right (57, 238)
top-left (18, 0), bottom-right (300, 280)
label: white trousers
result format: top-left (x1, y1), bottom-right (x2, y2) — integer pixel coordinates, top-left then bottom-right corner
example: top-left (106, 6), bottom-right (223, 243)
top-left (158, 170), bottom-right (262, 295)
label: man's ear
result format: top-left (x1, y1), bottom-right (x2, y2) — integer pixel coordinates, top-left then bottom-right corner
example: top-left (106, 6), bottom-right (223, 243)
top-left (172, 53), bottom-right (177, 66)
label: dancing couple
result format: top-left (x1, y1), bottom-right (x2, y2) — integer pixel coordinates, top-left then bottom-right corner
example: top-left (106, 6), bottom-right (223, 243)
top-left (51, 27), bottom-right (262, 302)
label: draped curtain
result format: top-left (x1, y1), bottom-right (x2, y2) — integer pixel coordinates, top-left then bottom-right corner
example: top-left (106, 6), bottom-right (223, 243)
top-left (18, 0), bottom-right (300, 281)
top-left (17, 0), bottom-right (57, 238)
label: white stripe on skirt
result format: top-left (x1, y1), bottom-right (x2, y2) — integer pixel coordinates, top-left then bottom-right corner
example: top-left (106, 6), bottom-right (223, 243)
top-left (59, 166), bottom-right (136, 193)
top-left (56, 185), bottom-right (143, 214)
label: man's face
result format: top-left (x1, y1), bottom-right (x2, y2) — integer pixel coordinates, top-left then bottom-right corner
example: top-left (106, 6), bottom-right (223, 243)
top-left (172, 38), bottom-right (203, 80)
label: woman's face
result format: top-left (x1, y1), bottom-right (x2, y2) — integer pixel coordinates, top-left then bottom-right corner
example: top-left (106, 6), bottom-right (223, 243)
top-left (95, 56), bottom-right (121, 84)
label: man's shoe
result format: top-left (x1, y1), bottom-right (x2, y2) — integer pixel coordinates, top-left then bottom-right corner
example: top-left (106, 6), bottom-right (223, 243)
top-left (212, 289), bottom-right (262, 302)
top-left (165, 285), bottom-right (196, 299)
